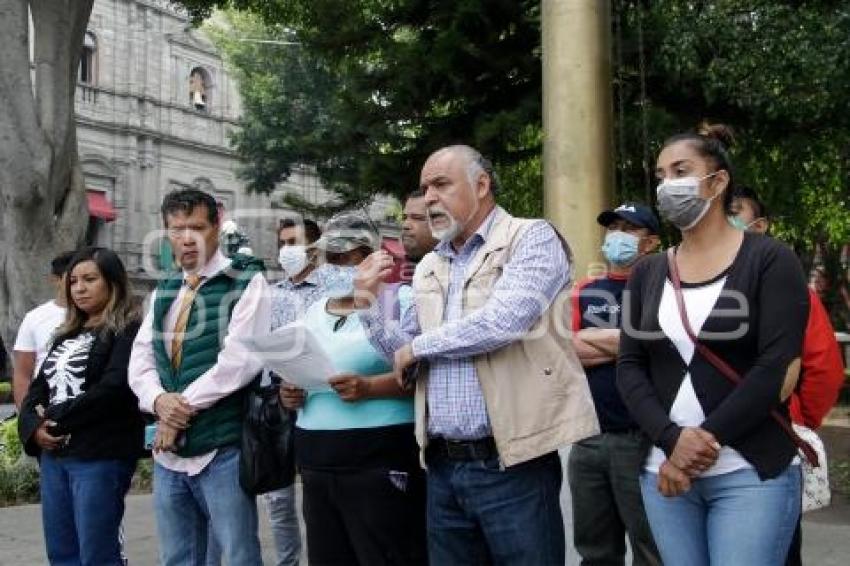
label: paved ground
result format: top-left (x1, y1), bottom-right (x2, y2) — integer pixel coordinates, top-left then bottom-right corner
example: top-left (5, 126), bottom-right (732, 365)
top-left (0, 449), bottom-right (847, 565)
top-left (0, 491), bottom-right (286, 565)
top-left (0, 405), bottom-right (15, 421)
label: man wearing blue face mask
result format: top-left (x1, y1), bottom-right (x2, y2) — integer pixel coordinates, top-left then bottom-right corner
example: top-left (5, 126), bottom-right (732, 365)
top-left (568, 202), bottom-right (662, 566)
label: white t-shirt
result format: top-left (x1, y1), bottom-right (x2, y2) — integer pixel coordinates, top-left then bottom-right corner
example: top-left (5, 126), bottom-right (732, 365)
top-left (13, 300), bottom-right (67, 376)
top-left (645, 277), bottom-right (753, 477)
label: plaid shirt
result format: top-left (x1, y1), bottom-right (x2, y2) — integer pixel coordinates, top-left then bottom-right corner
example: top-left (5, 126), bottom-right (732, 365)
top-left (362, 208), bottom-right (569, 439)
top-left (270, 264), bottom-right (352, 330)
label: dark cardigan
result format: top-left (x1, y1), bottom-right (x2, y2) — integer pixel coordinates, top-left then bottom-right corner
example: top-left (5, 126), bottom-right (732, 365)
top-left (616, 233), bottom-right (809, 479)
top-left (19, 321), bottom-right (145, 461)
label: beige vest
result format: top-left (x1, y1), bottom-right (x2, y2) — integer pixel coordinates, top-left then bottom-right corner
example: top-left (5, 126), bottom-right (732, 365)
top-left (412, 210), bottom-right (600, 467)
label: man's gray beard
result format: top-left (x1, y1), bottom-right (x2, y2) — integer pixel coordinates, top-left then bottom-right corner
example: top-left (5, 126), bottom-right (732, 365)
top-left (427, 209), bottom-right (459, 242)
top-left (430, 222), bottom-right (461, 243)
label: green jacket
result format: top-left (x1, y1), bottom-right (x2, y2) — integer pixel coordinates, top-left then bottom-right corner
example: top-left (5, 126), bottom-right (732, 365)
top-left (152, 254), bottom-right (264, 457)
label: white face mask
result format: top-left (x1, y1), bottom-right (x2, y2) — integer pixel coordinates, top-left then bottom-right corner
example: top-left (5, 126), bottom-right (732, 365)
top-left (656, 172), bottom-right (721, 231)
top-left (278, 245), bottom-right (308, 278)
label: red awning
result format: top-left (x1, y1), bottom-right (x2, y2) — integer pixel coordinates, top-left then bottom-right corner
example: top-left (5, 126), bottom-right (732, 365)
top-left (86, 190), bottom-right (117, 222)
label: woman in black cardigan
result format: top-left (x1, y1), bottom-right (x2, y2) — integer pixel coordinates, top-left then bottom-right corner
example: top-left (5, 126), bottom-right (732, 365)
top-left (617, 124), bottom-right (808, 566)
top-left (19, 247), bottom-right (144, 566)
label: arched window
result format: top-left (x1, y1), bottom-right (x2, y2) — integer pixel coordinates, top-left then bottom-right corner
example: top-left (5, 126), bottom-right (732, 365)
top-left (80, 31), bottom-right (97, 85)
top-left (189, 67), bottom-right (211, 112)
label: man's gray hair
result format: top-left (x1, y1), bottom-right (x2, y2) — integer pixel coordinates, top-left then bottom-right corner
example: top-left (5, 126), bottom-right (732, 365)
top-left (439, 145), bottom-right (501, 194)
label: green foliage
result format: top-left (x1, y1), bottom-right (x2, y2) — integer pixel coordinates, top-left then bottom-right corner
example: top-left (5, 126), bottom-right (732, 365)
top-left (201, 1), bottom-right (849, 321)
top-left (205, 1), bottom-right (849, 238)
top-left (615, 0), bottom-right (850, 327)
top-left (204, 11), bottom-right (340, 207)
top-left (494, 152), bottom-right (543, 219)
top-left (0, 418), bottom-right (21, 465)
top-left (0, 418), bottom-right (39, 506)
top-left (131, 458), bottom-right (154, 493)
top-left (613, 0), bottom-right (850, 254)
top-left (204, 1), bottom-right (543, 213)
top-left (0, 458), bottom-right (40, 507)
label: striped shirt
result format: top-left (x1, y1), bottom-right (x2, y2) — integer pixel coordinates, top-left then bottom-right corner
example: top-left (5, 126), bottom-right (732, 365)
top-left (362, 207), bottom-right (570, 439)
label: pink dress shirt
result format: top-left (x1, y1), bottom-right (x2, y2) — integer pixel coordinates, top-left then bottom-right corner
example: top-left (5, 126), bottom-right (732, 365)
top-left (129, 249), bottom-right (271, 474)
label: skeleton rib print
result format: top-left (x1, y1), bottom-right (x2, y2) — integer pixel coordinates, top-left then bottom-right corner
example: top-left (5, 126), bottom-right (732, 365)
top-left (42, 332), bottom-right (95, 405)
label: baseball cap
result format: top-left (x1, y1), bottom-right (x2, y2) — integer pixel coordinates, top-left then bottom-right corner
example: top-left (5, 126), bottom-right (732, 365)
top-left (312, 210), bottom-right (381, 254)
top-left (596, 202), bottom-right (660, 234)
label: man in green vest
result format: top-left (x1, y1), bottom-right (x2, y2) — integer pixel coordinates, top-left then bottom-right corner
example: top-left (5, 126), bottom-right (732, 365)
top-left (129, 189), bottom-right (269, 565)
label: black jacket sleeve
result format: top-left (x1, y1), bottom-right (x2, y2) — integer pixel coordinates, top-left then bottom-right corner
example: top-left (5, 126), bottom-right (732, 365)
top-left (701, 242), bottom-right (809, 444)
top-left (616, 256), bottom-right (682, 455)
top-left (18, 361), bottom-right (51, 457)
top-left (45, 322), bottom-right (141, 434)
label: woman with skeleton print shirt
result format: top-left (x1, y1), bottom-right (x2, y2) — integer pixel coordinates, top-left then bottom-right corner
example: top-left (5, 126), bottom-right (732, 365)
top-left (19, 247), bottom-right (144, 565)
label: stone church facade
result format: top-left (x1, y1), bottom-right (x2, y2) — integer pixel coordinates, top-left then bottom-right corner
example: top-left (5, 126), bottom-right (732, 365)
top-left (74, 0), bottom-right (397, 285)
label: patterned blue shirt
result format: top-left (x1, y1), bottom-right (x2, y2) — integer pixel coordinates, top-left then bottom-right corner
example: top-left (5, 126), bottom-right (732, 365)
top-left (270, 264), bottom-right (352, 330)
top-left (361, 207), bottom-right (570, 439)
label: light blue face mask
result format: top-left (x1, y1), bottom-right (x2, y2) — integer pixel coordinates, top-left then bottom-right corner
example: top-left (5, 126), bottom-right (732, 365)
top-left (601, 231), bottom-right (640, 266)
top-left (324, 265), bottom-right (357, 298)
top-left (728, 216), bottom-right (748, 231)
top-left (729, 215), bottom-right (761, 232)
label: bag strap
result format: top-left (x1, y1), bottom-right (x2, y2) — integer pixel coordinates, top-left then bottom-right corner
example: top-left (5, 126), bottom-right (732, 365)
top-left (666, 248), bottom-right (819, 467)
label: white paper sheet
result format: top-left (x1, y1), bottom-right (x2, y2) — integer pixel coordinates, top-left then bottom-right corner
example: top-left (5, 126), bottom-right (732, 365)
top-left (242, 323), bottom-right (335, 390)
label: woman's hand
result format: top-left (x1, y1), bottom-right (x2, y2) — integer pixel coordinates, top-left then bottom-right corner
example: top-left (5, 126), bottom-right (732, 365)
top-left (354, 251), bottom-right (394, 308)
top-left (669, 427), bottom-right (721, 476)
top-left (279, 382), bottom-right (307, 410)
top-left (329, 374), bottom-right (372, 402)
top-left (658, 460), bottom-right (692, 497)
top-left (34, 420), bottom-right (68, 451)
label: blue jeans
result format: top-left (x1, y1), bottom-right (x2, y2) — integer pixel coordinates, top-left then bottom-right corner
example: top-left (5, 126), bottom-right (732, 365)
top-left (427, 451), bottom-right (564, 565)
top-left (640, 465), bottom-right (801, 566)
top-left (39, 453), bottom-right (135, 566)
top-left (263, 485), bottom-right (302, 566)
top-left (205, 487), bottom-right (300, 566)
top-left (153, 447), bottom-right (262, 566)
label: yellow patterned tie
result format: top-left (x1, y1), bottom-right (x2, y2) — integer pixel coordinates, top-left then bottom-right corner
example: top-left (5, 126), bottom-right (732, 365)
top-left (170, 273), bottom-right (202, 369)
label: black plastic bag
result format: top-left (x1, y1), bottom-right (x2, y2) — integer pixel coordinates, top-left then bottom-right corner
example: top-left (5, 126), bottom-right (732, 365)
top-left (239, 376), bottom-right (295, 495)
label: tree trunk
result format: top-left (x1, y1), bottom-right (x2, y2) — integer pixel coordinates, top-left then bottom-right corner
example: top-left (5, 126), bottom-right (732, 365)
top-left (0, 0), bottom-right (93, 363)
